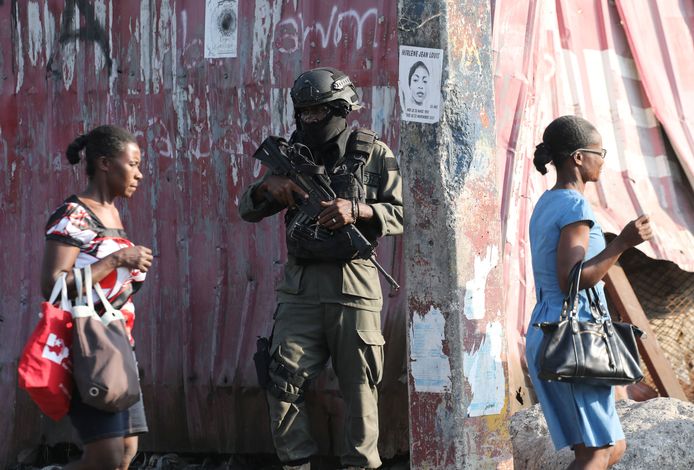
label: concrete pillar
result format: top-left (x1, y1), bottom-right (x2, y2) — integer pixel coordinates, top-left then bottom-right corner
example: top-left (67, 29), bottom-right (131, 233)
top-left (398, 1), bottom-right (513, 468)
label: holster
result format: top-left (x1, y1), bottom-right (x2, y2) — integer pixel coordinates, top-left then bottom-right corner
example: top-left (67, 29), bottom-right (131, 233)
top-left (253, 336), bottom-right (272, 389)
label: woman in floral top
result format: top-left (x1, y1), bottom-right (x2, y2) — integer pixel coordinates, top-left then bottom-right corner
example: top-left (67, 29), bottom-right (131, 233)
top-left (41, 125), bottom-right (152, 469)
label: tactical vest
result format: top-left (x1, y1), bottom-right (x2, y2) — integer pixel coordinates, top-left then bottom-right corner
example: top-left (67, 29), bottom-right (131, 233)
top-left (285, 129), bottom-right (378, 261)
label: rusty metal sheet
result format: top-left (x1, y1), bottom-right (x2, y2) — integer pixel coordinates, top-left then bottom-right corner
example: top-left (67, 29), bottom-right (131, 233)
top-left (493, 0), bottom-right (694, 412)
top-left (0, 0), bottom-right (407, 465)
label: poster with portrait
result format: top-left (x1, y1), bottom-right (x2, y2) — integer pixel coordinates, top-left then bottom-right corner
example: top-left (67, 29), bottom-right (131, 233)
top-left (398, 46), bottom-right (443, 124)
top-left (205, 0), bottom-right (238, 58)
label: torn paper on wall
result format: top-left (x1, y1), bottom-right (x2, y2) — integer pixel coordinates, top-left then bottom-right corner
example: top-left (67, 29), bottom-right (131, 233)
top-left (463, 320), bottom-right (505, 416)
top-left (409, 306), bottom-right (451, 392)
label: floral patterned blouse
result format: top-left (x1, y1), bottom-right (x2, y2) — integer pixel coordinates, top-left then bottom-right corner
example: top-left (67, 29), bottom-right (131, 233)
top-left (45, 195), bottom-right (146, 343)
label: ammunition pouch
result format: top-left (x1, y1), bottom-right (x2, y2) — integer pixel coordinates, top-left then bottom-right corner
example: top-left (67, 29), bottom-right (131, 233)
top-left (267, 358), bottom-right (307, 404)
top-left (255, 336), bottom-right (307, 404)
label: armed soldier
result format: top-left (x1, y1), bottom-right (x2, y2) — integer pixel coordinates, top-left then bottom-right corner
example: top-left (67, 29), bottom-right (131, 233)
top-left (239, 67), bottom-right (403, 470)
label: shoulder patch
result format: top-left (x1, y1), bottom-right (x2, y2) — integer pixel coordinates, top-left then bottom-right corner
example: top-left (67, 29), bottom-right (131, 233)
top-left (364, 171), bottom-right (381, 187)
top-left (348, 128), bottom-right (378, 157)
top-left (384, 157), bottom-right (400, 171)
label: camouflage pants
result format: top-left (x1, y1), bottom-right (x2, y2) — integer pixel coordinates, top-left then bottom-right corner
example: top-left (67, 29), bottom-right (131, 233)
top-left (266, 302), bottom-right (384, 469)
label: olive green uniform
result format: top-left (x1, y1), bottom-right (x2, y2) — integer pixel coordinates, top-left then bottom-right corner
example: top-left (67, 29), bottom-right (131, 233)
top-left (239, 137), bottom-right (403, 469)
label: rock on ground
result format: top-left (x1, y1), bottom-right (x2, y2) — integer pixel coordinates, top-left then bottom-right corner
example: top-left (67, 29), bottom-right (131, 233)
top-left (509, 397), bottom-right (694, 470)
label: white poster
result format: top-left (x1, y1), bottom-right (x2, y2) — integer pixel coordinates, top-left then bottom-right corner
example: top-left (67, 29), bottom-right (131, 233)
top-left (399, 45), bottom-right (443, 124)
top-left (205, 0), bottom-right (238, 59)
top-left (463, 321), bottom-right (505, 417)
top-left (409, 307), bottom-right (452, 393)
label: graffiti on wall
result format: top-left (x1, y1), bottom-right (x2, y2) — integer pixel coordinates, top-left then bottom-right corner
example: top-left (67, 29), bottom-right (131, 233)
top-left (274, 5), bottom-right (381, 54)
top-left (0, 0), bottom-right (407, 463)
top-left (58, 0), bottom-right (112, 71)
top-left (270, 2), bottom-right (397, 88)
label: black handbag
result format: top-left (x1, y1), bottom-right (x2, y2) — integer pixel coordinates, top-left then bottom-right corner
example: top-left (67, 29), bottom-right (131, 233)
top-left (535, 262), bottom-right (645, 386)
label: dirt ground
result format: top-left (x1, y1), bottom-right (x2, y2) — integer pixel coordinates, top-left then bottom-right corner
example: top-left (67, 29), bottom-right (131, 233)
top-left (9, 443), bottom-right (410, 470)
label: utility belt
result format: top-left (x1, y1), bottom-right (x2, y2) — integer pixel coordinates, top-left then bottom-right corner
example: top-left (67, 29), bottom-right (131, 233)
top-left (292, 256), bottom-right (345, 266)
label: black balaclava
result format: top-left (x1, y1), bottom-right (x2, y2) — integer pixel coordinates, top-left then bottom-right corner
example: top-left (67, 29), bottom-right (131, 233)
top-left (296, 102), bottom-right (349, 151)
top-left (299, 114), bottom-right (346, 149)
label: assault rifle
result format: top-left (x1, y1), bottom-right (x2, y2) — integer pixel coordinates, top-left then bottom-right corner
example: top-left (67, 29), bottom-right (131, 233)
top-left (252, 136), bottom-right (400, 291)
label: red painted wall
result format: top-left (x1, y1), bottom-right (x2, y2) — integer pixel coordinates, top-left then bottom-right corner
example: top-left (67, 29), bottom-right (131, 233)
top-left (0, 0), bottom-right (407, 464)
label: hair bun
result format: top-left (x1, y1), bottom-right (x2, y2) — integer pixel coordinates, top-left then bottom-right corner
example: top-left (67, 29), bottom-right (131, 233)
top-left (65, 134), bottom-right (88, 165)
top-left (533, 142), bottom-right (553, 175)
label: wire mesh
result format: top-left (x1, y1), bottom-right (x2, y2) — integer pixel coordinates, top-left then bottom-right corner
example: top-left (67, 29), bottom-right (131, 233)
top-left (611, 244), bottom-right (694, 401)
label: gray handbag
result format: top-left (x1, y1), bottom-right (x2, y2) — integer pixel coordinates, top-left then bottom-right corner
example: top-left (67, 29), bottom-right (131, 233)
top-left (535, 262), bottom-right (645, 386)
top-left (71, 265), bottom-right (140, 412)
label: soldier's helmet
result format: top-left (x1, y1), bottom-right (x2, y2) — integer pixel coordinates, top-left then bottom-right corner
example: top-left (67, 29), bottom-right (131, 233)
top-left (290, 67), bottom-right (361, 111)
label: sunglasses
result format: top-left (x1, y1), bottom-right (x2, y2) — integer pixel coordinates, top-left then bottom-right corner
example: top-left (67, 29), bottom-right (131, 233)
top-left (572, 148), bottom-right (607, 159)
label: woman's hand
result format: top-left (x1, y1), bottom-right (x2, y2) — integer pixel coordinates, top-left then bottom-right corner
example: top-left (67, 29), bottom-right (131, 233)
top-left (42, 241), bottom-right (153, 300)
top-left (557, 215), bottom-right (654, 293)
top-left (616, 215), bottom-right (653, 248)
top-left (318, 199), bottom-right (355, 230)
top-left (115, 246), bottom-right (153, 272)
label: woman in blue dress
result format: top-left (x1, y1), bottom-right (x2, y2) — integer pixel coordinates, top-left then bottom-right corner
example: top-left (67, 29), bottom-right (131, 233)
top-left (526, 116), bottom-right (653, 469)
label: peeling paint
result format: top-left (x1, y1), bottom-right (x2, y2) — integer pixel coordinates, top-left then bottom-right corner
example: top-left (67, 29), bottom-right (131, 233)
top-left (2, 0), bottom-right (405, 462)
top-left (107, 0), bottom-right (116, 95)
top-left (463, 244), bottom-right (499, 320)
top-left (402, 0), bottom-right (511, 465)
top-left (463, 320), bottom-right (505, 417)
top-left (252, 158), bottom-right (263, 179)
top-left (370, 86), bottom-right (397, 138)
top-left (13, 2), bottom-right (24, 93)
top-left (152, 0), bottom-right (175, 95)
top-left (27, 1), bottom-right (42, 66)
top-left (0, 132), bottom-right (7, 165)
top-left (409, 306), bottom-right (451, 393)
top-left (93, 0), bottom-right (107, 73)
top-left (270, 87), bottom-right (295, 137)
top-left (173, 72), bottom-right (190, 157)
top-left (252, 0), bottom-right (276, 79)
top-left (180, 9), bottom-right (187, 48)
top-left (61, 4), bottom-right (79, 90)
top-left (139, 1), bottom-right (152, 93)
top-left (470, 135), bottom-right (494, 175)
top-left (42, 1), bottom-right (54, 64)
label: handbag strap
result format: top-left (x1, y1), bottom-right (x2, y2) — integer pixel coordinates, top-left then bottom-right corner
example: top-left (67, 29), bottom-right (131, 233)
top-left (93, 284), bottom-right (126, 325)
top-left (85, 264), bottom-right (125, 324)
top-left (72, 265), bottom-right (125, 324)
top-left (72, 265), bottom-right (95, 310)
top-left (47, 272), bottom-right (70, 311)
top-left (73, 267), bottom-right (85, 306)
top-left (82, 264), bottom-right (95, 310)
top-left (564, 261), bottom-right (609, 323)
top-left (560, 261), bottom-right (583, 320)
top-left (586, 286), bottom-right (610, 322)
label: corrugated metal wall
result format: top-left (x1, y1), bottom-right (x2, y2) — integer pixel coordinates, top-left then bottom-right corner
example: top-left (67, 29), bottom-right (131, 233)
top-left (0, 0), bottom-right (408, 464)
top-left (493, 0), bottom-right (694, 412)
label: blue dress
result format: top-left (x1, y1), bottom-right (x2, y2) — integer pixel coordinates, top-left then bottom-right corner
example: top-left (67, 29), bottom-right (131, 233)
top-left (526, 189), bottom-right (624, 450)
